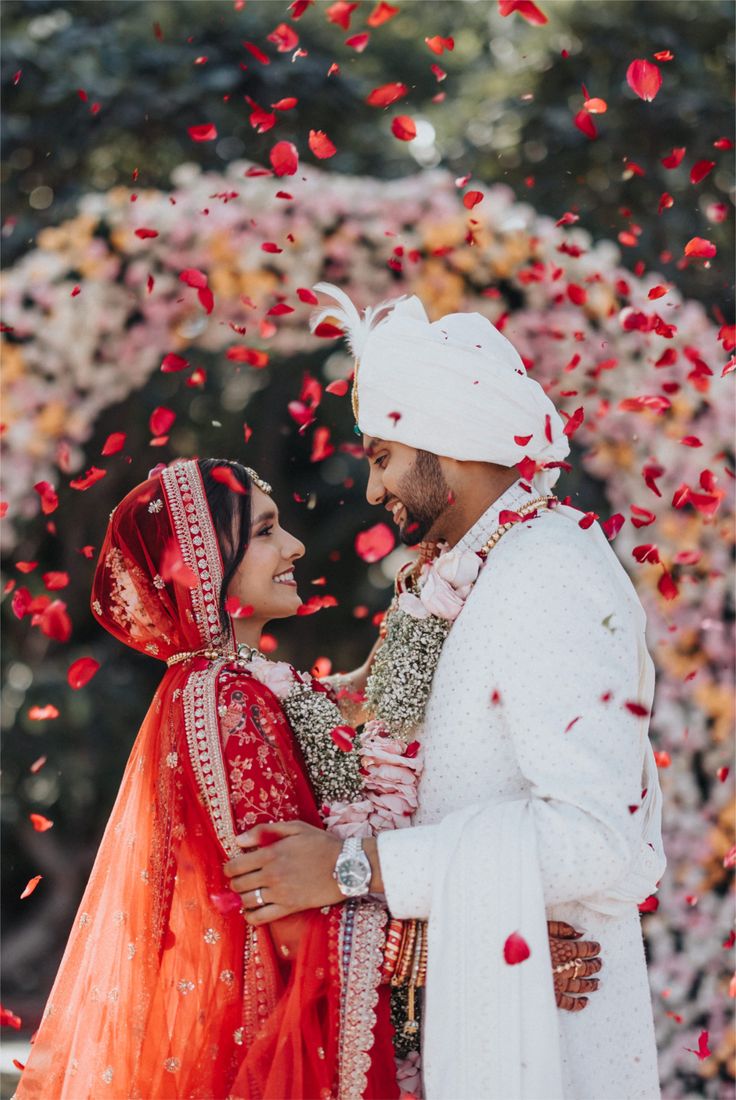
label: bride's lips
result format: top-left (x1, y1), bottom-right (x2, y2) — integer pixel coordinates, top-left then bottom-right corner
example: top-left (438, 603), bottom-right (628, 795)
top-left (273, 569), bottom-right (298, 588)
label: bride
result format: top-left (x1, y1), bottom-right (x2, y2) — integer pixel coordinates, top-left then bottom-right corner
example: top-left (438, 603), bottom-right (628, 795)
top-left (15, 457), bottom-right (600, 1100)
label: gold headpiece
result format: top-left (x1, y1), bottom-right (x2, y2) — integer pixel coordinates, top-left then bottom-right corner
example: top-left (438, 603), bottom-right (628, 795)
top-left (245, 467), bottom-right (272, 494)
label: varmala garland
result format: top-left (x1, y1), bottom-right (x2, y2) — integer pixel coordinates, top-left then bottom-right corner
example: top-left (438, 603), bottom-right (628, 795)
top-left (244, 496), bottom-right (552, 1090)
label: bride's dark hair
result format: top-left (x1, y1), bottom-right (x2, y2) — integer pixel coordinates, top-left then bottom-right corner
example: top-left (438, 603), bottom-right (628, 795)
top-left (197, 458), bottom-right (253, 619)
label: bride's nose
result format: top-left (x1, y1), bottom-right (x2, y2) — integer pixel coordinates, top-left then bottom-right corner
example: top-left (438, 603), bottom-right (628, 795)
top-left (285, 532), bottom-right (305, 561)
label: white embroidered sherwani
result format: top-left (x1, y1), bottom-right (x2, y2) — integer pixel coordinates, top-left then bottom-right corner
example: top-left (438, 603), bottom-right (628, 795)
top-left (377, 481), bottom-right (664, 1100)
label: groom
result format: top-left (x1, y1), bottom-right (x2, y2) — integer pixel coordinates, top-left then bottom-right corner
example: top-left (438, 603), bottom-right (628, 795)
top-left (225, 287), bottom-right (665, 1098)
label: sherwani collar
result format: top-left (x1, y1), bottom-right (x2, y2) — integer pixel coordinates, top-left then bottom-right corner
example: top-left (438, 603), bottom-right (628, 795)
top-left (454, 479), bottom-right (533, 554)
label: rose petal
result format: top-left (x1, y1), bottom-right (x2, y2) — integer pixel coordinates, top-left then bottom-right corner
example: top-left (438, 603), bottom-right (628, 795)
top-left (503, 931), bottom-right (531, 964)
top-left (67, 657), bottom-right (100, 690)
top-left (626, 59), bottom-right (662, 101)
top-left (355, 522), bottom-right (395, 563)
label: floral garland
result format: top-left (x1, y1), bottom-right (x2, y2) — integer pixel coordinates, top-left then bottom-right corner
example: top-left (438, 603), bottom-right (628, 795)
top-left (366, 545), bottom-right (483, 738)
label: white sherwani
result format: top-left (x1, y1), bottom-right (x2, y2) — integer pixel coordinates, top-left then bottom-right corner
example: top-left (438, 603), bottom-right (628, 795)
top-left (378, 481), bottom-right (664, 1100)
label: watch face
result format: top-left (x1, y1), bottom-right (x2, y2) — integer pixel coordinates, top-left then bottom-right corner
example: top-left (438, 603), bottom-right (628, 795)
top-left (338, 858), bottom-right (368, 889)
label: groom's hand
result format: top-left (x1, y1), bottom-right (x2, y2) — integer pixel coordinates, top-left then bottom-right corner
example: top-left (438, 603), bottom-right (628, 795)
top-left (223, 821), bottom-right (344, 924)
top-left (548, 920), bottom-right (602, 1011)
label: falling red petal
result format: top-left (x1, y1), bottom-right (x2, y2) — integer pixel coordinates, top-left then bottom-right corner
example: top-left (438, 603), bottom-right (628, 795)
top-left (313, 321), bottom-right (345, 339)
top-left (101, 432), bottom-right (126, 455)
top-left (366, 82), bottom-right (409, 107)
top-left (574, 110), bottom-right (598, 140)
top-left (226, 346), bottom-right (269, 368)
top-left (308, 130), bottom-right (337, 159)
top-left (463, 190), bottom-right (484, 209)
top-left (690, 160), bottom-right (716, 184)
top-left (149, 407), bottom-right (176, 437)
top-left (29, 813), bottom-right (54, 832)
top-left (179, 267), bottom-right (208, 289)
top-left (498, 0), bottom-right (548, 24)
top-left (355, 522), bottom-right (395, 563)
top-left (329, 725), bottom-right (356, 752)
top-left (42, 571), bottom-right (70, 590)
top-left (67, 657), bottom-right (101, 689)
top-left (367, 1), bottom-right (399, 27)
top-left (424, 36), bottom-right (454, 54)
top-left (657, 572), bottom-right (679, 600)
top-left (626, 59), bottom-right (662, 101)
top-left (391, 116), bottom-right (417, 141)
top-left (326, 379), bottom-right (350, 396)
top-left (326, 1), bottom-right (358, 29)
top-left (0, 1005), bottom-right (22, 1029)
top-left (661, 147), bottom-right (686, 169)
top-left (210, 466), bottom-right (248, 494)
top-left (633, 544), bottom-right (661, 564)
top-left (271, 97), bottom-right (298, 111)
top-left (161, 353), bottom-right (190, 373)
top-left (20, 875), bottom-right (42, 900)
top-left (269, 141), bottom-right (299, 177)
top-left (242, 41), bottom-right (271, 65)
top-left (38, 602), bottom-right (71, 642)
top-left (69, 466), bottom-right (107, 491)
top-left (684, 237), bottom-right (717, 258)
top-left (267, 22), bottom-right (299, 52)
top-left (187, 123), bottom-right (218, 142)
top-left (289, 0), bottom-right (314, 17)
top-left (685, 1031), bottom-right (712, 1061)
top-left (602, 513), bottom-right (625, 540)
top-left (345, 32), bottom-right (370, 52)
top-left (503, 931), bottom-right (531, 964)
top-left (297, 287), bottom-right (319, 304)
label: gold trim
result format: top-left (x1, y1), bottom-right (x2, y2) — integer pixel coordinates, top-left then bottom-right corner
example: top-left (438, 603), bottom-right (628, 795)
top-left (338, 900), bottom-right (387, 1100)
top-left (161, 461), bottom-right (230, 652)
top-left (182, 659), bottom-right (240, 859)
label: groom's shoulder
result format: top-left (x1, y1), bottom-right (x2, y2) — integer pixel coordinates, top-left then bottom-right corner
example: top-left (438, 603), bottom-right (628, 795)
top-left (477, 506), bottom-right (607, 588)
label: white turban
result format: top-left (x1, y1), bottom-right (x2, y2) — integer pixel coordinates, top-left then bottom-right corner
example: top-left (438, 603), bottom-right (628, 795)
top-left (312, 283), bottom-right (570, 494)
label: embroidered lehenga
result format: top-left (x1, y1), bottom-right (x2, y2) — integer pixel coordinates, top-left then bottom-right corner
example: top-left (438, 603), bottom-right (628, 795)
top-left (16, 460), bottom-right (397, 1100)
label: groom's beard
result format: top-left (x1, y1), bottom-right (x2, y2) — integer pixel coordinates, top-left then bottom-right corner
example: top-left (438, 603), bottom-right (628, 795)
top-left (395, 450), bottom-right (451, 546)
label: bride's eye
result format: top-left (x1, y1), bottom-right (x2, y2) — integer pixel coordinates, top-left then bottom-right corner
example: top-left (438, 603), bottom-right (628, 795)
top-left (258, 524), bottom-right (273, 537)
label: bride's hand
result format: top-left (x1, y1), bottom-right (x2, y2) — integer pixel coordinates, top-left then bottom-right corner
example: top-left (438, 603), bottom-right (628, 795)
top-left (269, 912), bottom-right (311, 962)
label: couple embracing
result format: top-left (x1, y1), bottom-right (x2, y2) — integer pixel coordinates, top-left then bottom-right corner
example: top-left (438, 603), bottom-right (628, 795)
top-left (16, 286), bottom-right (665, 1100)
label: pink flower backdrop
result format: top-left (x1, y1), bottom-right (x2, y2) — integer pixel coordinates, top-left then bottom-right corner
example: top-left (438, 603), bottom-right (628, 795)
top-left (1, 163), bottom-right (734, 1093)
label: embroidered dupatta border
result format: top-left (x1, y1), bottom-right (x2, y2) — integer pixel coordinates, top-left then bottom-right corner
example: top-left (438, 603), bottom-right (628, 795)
top-left (161, 461), bottom-right (227, 652)
top-left (182, 659), bottom-right (280, 1045)
top-left (338, 899), bottom-right (388, 1100)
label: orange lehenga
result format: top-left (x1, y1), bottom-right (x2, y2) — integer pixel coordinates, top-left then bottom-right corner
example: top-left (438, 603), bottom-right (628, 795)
top-left (16, 460), bottom-right (398, 1100)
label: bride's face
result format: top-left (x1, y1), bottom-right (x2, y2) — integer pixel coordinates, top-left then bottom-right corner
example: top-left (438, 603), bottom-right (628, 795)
top-left (226, 487), bottom-right (305, 622)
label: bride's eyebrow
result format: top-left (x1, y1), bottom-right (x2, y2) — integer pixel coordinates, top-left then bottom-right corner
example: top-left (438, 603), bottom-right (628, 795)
top-left (251, 508), bottom-right (278, 527)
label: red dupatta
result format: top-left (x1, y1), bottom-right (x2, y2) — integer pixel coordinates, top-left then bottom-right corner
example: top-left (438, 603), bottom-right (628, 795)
top-left (16, 459), bottom-right (397, 1100)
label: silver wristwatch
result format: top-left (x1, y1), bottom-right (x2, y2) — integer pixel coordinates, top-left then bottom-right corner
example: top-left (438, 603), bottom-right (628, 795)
top-left (333, 837), bottom-right (372, 898)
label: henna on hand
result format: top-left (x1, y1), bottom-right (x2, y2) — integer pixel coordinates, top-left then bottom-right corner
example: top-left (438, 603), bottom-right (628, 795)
top-left (547, 920), bottom-right (602, 1013)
